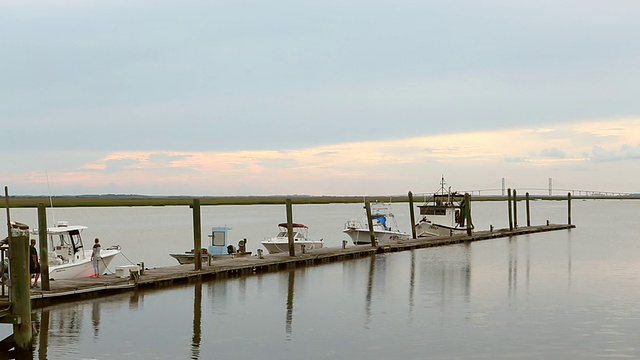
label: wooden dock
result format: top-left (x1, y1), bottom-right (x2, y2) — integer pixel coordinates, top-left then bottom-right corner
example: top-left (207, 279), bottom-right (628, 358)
top-left (29, 223), bottom-right (574, 307)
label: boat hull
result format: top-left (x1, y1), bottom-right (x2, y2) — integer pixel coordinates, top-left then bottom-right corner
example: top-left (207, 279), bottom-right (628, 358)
top-left (48, 249), bottom-right (121, 280)
top-left (169, 253), bottom-right (209, 265)
top-left (415, 221), bottom-right (466, 237)
top-left (343, 228), bottom-right (404, 245)
top-left (261, 240), bottom-right (324, 254)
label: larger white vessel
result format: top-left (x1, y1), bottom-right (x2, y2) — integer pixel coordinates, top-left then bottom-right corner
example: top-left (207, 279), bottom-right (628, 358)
top-left (414, 177), bottom-right (471, 237)
top-left (33, 221), bottom-right (121, 280)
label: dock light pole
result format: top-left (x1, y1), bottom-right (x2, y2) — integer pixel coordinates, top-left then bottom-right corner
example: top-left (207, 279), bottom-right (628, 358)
top-left (286, 199), bottom-right (295, 256)
top-left (408, 191), bottom-right (417, 239)
top-left (38, 203), bottom-right (50, 291)
top-left (192, 199), bottom-right (202, 271)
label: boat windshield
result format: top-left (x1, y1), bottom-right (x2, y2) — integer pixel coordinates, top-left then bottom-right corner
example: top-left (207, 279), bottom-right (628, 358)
top-left (50, 229), bottom-right (83, 254)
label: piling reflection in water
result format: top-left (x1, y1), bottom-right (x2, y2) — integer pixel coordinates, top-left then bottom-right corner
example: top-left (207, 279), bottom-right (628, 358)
top-left (91, 302), bottom-right (100, 338)
top-left (509, 237), bottom-right (518, 299)
top-left (286, 270), bottom-right (294, 340)
top-left (191, 279), bottom-right (202, 360)
top-left (37, 310), bottom-right (48, 360)
top-left (418, 244), bottom-right (472, 307)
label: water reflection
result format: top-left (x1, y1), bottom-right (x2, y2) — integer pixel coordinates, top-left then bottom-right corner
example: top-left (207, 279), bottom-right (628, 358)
top-left (408, 251), bottom-right (416, 319)
top-left (91, 302), bottom-right (100, 338)
top-left (285, 270), bottom-right (294, 340)
top-left (508, 237), bottom-right (518, 299)
top-left (37, 310), bottom-right (49, 360)
top-left (419, 245), bottom-right (472, 307)
top-left (191, 279), bottom-right (202, 360)
top-left (34, 303), bottom-right (83, 359)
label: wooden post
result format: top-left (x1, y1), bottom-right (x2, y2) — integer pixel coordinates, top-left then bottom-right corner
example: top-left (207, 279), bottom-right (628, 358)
top-left (513, 189), bottom-right (518, 229)
top-left (37, 203), bottom-right (50, 291)
top-left (465, 193), bottom-right (472, 236)
top-left (364, 201), bottom-right (376, 247)
top-left (192, 199), bottom-right (202, 271)
top-left (408, 191), bottom-right (416, 239)
top-left (567, 192), bottom-right (572, 225)
top-left (9, 225), bottom-right (33, 355)
top-left (525, 192), bottom-right (531, 227)
top-left (507, 188), bottom-right (513, 231)
top-left (286, 199), bottom-right (295, 256)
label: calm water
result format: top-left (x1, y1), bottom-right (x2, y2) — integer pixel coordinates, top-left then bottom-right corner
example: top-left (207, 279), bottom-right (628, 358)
top-left (1, 200), bottom-right (639, 359)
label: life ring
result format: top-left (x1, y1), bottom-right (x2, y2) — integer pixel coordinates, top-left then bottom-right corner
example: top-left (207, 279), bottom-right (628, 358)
top-left (238, 240), bottom-right (245, 247)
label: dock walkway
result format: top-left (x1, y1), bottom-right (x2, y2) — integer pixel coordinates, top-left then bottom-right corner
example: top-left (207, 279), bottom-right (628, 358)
top-left (30, 223), bottom-right (574, 307)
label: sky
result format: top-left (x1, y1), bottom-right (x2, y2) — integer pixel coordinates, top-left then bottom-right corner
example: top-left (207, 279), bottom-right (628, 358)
top-left (1, 0), bottom-right (640, 196)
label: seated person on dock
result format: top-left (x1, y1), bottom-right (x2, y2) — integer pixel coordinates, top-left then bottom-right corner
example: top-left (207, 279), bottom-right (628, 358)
top-left (238, 239), bottom-right (247, 254)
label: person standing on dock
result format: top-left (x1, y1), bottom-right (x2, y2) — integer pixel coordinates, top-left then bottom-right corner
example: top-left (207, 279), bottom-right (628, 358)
top-left (30, 239), bottom-right (40, 288)
top-left (91, 238), bottom-right (102, 277)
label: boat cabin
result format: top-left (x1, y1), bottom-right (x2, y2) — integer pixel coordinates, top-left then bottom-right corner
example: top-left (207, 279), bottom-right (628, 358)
top-left (42, 222), bottom-right (88, 264)
top-left (418, 194), bottom-right (467, 228)
top-left (276, 223), bottom-right (309, 241)
top-left (208, 226), bottom-right (231, 255)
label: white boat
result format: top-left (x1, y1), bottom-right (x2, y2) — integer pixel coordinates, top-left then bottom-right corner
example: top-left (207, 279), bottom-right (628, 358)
top-left (261, 223), bottom-right (324, 254)
top-left (33, 221), bottom-right (122, 280)
top-left (414, 177), bottom-right (471, 237)
top-left (343, 202), bottom-right (406, 245)
top-left (169, 249), bottom-right (212, 265)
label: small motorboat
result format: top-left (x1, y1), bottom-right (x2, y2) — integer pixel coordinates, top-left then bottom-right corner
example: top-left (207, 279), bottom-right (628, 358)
top-left (170, 226), bottom-right (251, 264)
top-left (343, 201), bottom-right (406, 245)
top-left (261, 223), bottom-right (323, 254)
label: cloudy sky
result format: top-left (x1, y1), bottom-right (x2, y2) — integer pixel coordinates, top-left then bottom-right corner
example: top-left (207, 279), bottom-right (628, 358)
top-left (2, 1), bottom-right (639, 196)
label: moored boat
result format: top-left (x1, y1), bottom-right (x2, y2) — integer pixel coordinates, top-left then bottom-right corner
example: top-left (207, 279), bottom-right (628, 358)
top-left (31, 221), bottom-right (122, 280)
top-left (170, 226), bottom-right (242, 264)
top-left (343, 201), bottom-right (406, 245)
top-left (414, 176), bottom-right (471, 237)
top-left (261, 223), bottom-right (323, 254)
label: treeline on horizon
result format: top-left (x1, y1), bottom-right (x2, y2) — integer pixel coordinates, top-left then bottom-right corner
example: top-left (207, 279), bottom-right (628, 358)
top-left (2, 193), bottom-right (639, 208)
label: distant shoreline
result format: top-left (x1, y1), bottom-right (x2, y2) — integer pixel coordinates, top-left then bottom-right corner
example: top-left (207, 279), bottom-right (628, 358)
top-left (3, 194), bottom-right (639, 208)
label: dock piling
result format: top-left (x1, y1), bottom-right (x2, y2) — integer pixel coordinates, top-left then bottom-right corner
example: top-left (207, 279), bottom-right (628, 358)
top-left (9, 224), bottom-right (33, 355)
top-left (192, 199), bottom-right (202, 271)
top-left (507, 188), bottom-right (513, 231)
top-left (408, 191), bottom-right (417, 239)
top-left (364, 201), bottom-right (376, 247)
top-left (513, 189), bottom-right (518, 229)
top-left (465, 193), bottom-right (472, 236)
top-left (568, 192), bottom-right (572, 225)
top-left (526, 192), bottom-right (531, 227)
top-left (286, 199), bottom-right (295, 256)
top-left (37, 203), bottom-right (50, 291)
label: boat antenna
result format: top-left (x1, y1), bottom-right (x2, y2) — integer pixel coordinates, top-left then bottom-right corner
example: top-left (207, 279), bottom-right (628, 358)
top-left (45, 170), bottom-right (56, 225)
